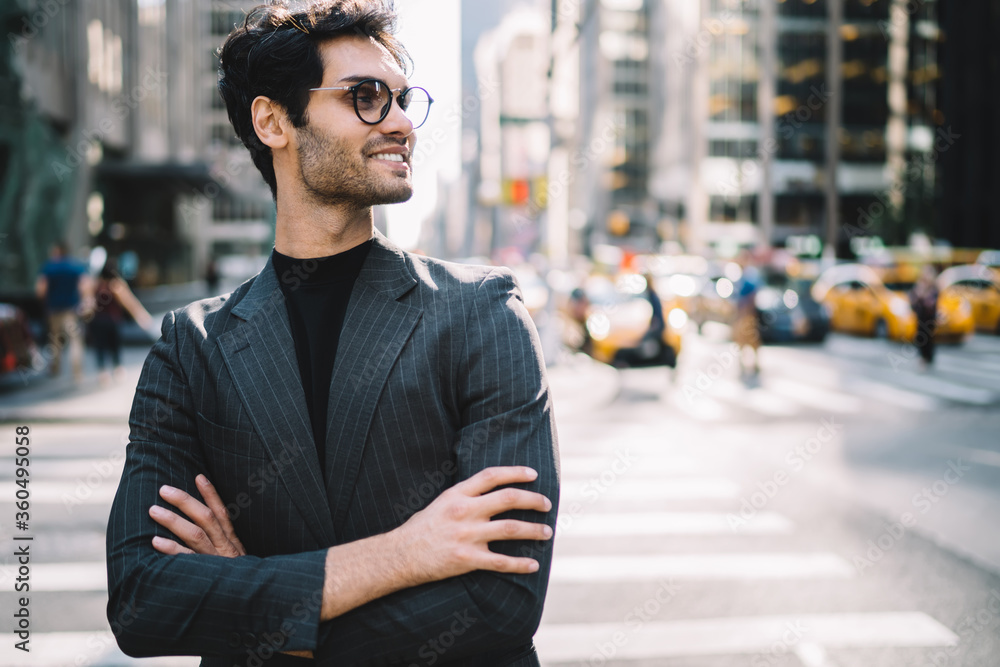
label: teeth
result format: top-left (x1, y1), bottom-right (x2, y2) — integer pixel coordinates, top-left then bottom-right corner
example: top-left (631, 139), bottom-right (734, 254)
top-left (372, 153), bottom-right (405, 162)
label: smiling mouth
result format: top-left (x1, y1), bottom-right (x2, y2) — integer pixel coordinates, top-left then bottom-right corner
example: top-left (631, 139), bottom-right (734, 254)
top-left (370, 153), bottom-right (407, 163)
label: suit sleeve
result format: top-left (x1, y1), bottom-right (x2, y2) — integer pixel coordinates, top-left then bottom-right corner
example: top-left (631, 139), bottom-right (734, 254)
top-left (106, 310), bottom-right (329, 657)
top-left (317, 268), bottom-right (560, 664)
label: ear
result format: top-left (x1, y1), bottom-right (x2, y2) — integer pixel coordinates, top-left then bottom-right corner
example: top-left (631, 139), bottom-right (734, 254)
top-left (251, 96), bottom-right (290, 150)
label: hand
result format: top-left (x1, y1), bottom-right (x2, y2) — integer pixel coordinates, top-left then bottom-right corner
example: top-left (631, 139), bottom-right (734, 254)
top-left (392, 466), bottom-right (554, 587)
top-left (149, 474), bottom-right (246, 557)
top-left (149, 476), bottom-right (315, 659)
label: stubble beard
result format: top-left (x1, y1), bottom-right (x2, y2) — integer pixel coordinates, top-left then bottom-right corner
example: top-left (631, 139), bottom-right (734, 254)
top-left (296, 123), bottom-right (413, 208)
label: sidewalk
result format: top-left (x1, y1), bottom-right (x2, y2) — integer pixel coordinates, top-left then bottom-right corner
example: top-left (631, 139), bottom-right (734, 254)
top-left (0, 345), bottom-right (148, 423)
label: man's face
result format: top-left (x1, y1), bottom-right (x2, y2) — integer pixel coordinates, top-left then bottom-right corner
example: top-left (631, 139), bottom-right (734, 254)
top-left (293, 35), bottom-right (416, 207)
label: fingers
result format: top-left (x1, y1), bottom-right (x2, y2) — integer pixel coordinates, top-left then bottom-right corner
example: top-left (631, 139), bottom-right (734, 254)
top-left (195, 475), bottom-right (246, 555)
top-left (472, 551), bottom-right (542, 575)
top-left (456, 466), bottom-right (540, 497)
top-left (151, 535), bottom-right (195, 556)
top-left (477, 487), bottom-right (552, 519)
top-left (482, 519), bottom-right (554, 544)
top-left (149, 504), bottom-right (220, 556)
top-left (154, 484), bottom-right (242, 557)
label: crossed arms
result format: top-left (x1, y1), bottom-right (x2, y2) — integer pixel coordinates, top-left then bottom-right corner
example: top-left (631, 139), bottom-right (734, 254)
top-left (106, 270), bottom-right (559, 663)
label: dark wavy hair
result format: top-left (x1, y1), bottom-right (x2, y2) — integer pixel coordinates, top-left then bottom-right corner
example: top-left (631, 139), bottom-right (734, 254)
top-left (217, 1), bottom-right (410, 199)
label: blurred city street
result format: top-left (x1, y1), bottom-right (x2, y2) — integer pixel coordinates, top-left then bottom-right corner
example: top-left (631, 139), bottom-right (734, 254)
top-left (3, 0), bottom-right (1000, 664)
top-left (2, 326), bottom-right (1000, 665)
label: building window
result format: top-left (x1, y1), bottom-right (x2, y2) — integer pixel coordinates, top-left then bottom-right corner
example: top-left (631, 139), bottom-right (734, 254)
top-left (709, 140), bottom-right (760, 158)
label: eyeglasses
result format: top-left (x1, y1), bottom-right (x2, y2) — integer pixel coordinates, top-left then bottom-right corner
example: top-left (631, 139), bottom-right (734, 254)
top-left (309, 78), bottom-right (434, 130)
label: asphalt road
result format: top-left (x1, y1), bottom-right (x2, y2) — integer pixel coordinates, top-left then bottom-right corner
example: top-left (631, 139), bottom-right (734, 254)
top-left (537, 331), bottom-right (1000, 666)
top-left (0, 331), bottom-right (998, 666)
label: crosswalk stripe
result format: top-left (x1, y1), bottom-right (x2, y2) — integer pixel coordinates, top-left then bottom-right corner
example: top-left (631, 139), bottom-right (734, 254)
top-left (534, 612), bottom-right (957, 661)
top-left (848, 378), bottom-right (940, 411)
top-left (562, 479), bottom-right (742, 502)
top-left (763, 377), bottom-right (863, 414)
top-left (952, 446), bottom-right (1000, 468)
top-left (0, 458), bottom-right (125, 481)
top-left (559, 511), bottom-right (792, 536)
top-left (761, 341), bottom-right (998, 409)
top-left (0, 562), bottom-right (106, 592)
top-left (795, 642), bottom-right (836, 667)
top-left (936, 351), bottom-right (1000, 376)
top-left (873, 368), bottom-right (996, 405)
top-left (549, 553), bottom-right (854, 581)
top-left (560, 456), bottom-right (702, 477)
top-left (20, 482), bottom-right (118, 505)
top-left (708, 380), bottom-right (800, 417)
top-left (672, 394), bottom-right (728, 421)
top-left (0, 631), bottom-right (198, 667)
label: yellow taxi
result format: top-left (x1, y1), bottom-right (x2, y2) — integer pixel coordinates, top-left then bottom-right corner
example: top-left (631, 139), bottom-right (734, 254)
top-left (812, 264), bottom-right (917, 341)
top-left (813, 264), bottom-right (975, 342)
top-left (580, 273), bottom-right (685, 367)
top-left (978, 250), bottom-right (1000, 283)
top-left (938, 265), bottom-right (1000, 334)
top-left (879, 266), bottom-right (974, 343)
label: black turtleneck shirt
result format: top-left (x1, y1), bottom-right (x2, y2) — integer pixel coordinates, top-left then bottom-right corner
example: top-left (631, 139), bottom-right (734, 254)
top-left (271, 239), bottom-right (373, 466)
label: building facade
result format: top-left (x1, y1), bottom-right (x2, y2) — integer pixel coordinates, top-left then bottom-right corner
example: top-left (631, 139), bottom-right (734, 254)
top-left (644, 0), bottom-right (944, 257)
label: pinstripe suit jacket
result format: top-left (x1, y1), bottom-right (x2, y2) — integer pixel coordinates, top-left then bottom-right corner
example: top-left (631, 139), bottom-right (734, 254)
top-left (106, 231), bottom-right (560, 666)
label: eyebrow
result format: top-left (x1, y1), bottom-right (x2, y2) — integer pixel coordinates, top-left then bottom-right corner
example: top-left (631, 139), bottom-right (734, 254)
top-left (335, 74), bottom-right (410, 88)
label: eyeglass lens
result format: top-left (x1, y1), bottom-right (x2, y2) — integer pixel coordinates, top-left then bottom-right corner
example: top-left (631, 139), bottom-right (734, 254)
top-left (354, 80), bottom-right (431, 129)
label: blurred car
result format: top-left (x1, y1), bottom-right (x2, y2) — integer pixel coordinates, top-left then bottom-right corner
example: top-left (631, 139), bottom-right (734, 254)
top-left (812, 264), bottom-right (917, 341)
top-left (580, 273), bottom-right (685, 368)
top-left (880, 268), bottom-right (974, 343)
top-left (646, 255), bottom-right (740, 332)
top-left (977, 250), bottom-right (1000, 282)
top-left (938, 265), bottom-right (1000, 334)
top-left (754, 273), bottom-right (831, 343)
top-left (0, 303), bottom-right (40, 378)
top-left (813, 264), bottom-right (974, 343)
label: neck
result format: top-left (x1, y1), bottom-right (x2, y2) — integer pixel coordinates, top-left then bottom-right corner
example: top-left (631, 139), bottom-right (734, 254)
top-left (273, 191), bottom-right (375, 259)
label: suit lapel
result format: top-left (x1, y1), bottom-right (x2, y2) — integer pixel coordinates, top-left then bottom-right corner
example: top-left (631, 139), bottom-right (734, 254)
top-left (324, 231), bottom-right (421, 532)
top-left (217, 257), bottom-right (337, 547)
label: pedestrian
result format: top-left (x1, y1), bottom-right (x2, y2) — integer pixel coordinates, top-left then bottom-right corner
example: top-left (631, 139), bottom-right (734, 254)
top-left (35, 241), bottom-right (88, 383)
top-left (205, 256), bottom-right (220, 294)
top-left (910, 265), bottom-right (939, 368)
top-left (106, 3), bottom-right (558, 666)
top-left (733, 265), bottom-right (762, 377)
top-left (566, 286), bottom-right (592, 355)
top-left (89, 259), bottom-right (153, 385)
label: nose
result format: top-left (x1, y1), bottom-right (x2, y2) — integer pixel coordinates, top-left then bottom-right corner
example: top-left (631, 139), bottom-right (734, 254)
top-left (379, 95), bottom-right (415, 137)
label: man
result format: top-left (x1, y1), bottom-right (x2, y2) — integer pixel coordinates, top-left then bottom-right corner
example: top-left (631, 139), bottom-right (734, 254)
top-left (35, 241), bottom-right (89, 382)
top-left (106, 2), bottom-right (559, 666)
